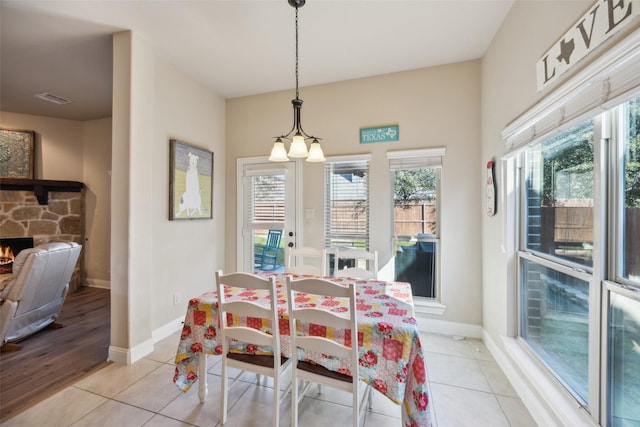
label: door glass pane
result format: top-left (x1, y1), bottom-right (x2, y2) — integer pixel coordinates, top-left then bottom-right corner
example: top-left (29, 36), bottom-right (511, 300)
top-left (520, 257), bottom-right (589, 403)
top-left (393, 167), bottom-right (438, 298)
top-left (524, 120), bottom-right (595, 267)
top-left (250, 174), bottom-right (285, 273)
top-left (608, 291), bottom-right (640, 426)
top-left (250, 174), bottom-right (285, 224)
top-left (622, 96), bottom-right (640, 282)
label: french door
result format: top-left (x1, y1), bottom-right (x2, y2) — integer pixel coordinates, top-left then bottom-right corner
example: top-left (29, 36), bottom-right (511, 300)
top-left (237, 159), bottom-right (299, 273)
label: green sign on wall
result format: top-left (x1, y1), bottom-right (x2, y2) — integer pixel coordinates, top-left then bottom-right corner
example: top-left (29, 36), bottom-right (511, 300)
top-left (360, 125), bottom-right (399, 144)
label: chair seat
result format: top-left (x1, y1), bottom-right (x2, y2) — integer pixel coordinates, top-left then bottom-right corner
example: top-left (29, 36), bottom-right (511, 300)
top-left (297, 360), bottom-right (353, 383)
top-left (227, 352), bottom-right (289, 367)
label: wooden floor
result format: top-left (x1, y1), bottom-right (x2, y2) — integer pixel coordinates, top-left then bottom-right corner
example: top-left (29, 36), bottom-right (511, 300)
top-left (0, 286), bottom-right (111, 422)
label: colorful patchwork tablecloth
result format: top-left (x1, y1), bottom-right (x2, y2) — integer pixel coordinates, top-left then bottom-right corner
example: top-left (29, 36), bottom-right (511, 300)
top-left (173, 274), bottom-right (431, 426)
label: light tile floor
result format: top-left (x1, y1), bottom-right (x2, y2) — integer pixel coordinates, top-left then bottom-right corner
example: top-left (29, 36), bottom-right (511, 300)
top-left (1, 332), bottom-right (538, 427)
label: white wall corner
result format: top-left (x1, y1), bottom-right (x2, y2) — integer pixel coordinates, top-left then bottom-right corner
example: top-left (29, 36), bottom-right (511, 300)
top-left (107, 317), bottom-right (184, 365)
top-left (108, 338), bottom-right (155, 365)
top-left (417, 317), bottom-right (483, 339)
top-left (107, 346), bottom-right (131, 365)
top-left (85, 278), bottom-right (111, 289)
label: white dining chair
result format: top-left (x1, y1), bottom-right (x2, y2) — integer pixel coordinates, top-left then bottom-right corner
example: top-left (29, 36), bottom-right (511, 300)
top-left (285, 246), bottom-right (326, 276)
top-left (333, 248), bottom-right (378, 279)
top-left (286, 276), bottom-right (372, 427)
top-left (215, 271), bottom-right (292, 426)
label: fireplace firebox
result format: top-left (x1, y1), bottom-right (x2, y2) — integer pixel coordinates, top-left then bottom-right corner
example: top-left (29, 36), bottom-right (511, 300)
top-left (0, 237), bottom-right (35, 274)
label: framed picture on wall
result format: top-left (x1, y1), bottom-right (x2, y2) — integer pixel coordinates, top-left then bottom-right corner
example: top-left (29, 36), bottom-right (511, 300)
top-left (0, 127), bottom-right (35, 179)
top-left (169, 139), bottom-right (214, 220)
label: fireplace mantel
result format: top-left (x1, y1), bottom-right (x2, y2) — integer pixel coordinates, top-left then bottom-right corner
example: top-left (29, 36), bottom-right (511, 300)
top-left (0, 178), bottom-right (84, 205)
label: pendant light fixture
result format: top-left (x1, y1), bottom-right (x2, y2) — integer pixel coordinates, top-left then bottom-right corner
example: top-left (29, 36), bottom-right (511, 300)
top-left (269, 0), bottom-right (325, 162)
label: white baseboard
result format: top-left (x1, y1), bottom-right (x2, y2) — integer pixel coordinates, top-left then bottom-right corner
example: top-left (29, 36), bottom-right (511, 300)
top-left (482, 331), bottom-right (599, 427)
top-left (417, 317), bottom-right (483, 339)
top-left (108, 338), bottom-right (155, 365)
top-left (108, 317), bottom-right (183, 365)
top-left (483, 332), bottom-right (557, 427)
top-left (85, 278), bottom-right (110, 289)
top-left (152, 316), bottom-right (184, 343)
top-left (107, 346), bottom-right (129, 364)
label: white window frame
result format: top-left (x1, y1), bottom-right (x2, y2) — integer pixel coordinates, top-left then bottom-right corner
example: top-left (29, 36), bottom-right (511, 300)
top-left (388, 148), bottom-right (446, 314)
top-left (323, 153), bottom-right (372, 252)
top-left (502, 27), bottom-right (640, 427)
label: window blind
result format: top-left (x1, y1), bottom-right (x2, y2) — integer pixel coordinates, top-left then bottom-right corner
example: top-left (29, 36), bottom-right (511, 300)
top-left (324, 155), bottom-right (370, 249)
top-left (247, 173), bottom-right (285, 230)
top-left (503, 28), bottom-right (640, 153)
top-left (387, 148), bottom-right (446, 170)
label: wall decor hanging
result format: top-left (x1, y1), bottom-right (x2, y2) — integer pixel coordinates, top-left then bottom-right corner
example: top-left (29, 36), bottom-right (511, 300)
top-left (486, 160), bottom-right (497, 216)
top-left (169, 139), bottom-right (213, 220)
top-left (0, 128), bottom-right (35, 179)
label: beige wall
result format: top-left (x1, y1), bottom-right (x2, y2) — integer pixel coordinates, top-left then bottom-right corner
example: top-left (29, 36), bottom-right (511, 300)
top-left (0, 112), bottom-right (112, 286)
top-left (226, 61), bottom-right (483, 325)
top-left (83, 118), bottom-right (112, 283)
top-left (110, 31), bottom-right (133, 353)
top-left (0, 112), bottom-right (83, 181)
top-left (110, 31), bottom-right (225, 358)
top-left (149, 53), bottom-right (226, 331)
top-left (481, 0), bottom-right (594, 342)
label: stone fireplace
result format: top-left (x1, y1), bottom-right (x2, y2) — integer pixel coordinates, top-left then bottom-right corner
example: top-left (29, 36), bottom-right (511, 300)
top-left (0, 179), bottom-right (84, 291)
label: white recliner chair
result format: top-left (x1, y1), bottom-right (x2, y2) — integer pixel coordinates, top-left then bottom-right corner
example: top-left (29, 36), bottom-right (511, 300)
top-left (0, 241), bottom-right (82, 351)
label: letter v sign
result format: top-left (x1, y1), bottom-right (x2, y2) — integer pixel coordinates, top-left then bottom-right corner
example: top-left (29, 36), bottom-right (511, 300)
top-left (576, 5), bottom-right (599, 49)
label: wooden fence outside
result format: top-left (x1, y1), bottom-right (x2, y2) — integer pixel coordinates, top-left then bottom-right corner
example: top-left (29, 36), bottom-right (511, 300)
top-left (541, 206), bottom-right (639, 276)
top-left (625, 207), bottom-right (640, 278)
top-left (394, 202), bottom-right (437, 235)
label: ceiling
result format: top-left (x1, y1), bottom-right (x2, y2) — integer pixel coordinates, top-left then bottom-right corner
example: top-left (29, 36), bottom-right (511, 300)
top-left (0, 0), bottom-right (514, 121)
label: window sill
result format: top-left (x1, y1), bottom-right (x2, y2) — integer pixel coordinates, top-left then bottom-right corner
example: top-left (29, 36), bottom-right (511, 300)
top-left (502, 336), bottom-right (598, 427)
top-left (413, 298), bottom-right (446, 315)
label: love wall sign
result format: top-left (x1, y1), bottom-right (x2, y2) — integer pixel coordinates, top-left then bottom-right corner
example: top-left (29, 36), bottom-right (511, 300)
top-left (537, 0), bottom-right (639, 92)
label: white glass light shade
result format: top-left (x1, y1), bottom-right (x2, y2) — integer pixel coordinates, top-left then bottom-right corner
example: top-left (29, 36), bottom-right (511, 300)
top-left (306, 139), bottom-right (325, 162)
top-left (288, 133), bottom-right (308, 157)
top-left (269, 140), bottom-right (289, 162)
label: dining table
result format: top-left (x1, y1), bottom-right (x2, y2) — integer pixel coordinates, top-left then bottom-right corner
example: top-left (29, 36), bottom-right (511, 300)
top-left (173, 273), bottom-right (432, 427)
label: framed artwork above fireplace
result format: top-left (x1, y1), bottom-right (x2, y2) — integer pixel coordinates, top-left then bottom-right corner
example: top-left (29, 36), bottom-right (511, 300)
top-left (0, 127), bottom-right (35, 179)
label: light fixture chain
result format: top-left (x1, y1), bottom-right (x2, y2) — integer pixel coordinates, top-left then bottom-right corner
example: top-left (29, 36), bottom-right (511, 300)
top-left (295, 6), bottom-right (299, 100)
top-left (270, 0), bottom-right (325, 162)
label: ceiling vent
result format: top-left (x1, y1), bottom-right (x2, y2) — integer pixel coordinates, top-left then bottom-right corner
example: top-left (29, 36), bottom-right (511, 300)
top-left (34, 92), bottom-right (72, 105)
